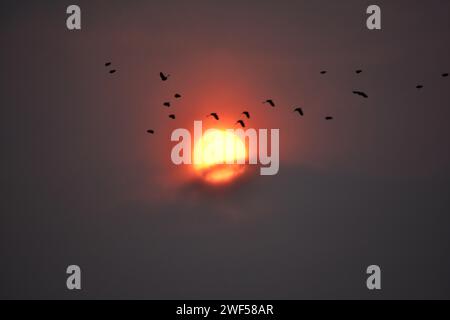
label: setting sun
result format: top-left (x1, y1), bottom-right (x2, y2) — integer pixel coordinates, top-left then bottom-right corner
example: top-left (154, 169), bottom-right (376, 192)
top-left (193, 129), bottom-right (247, 183)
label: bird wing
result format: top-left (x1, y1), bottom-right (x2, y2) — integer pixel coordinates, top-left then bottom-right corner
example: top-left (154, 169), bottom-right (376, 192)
top-left (353, 91), bottom-right (368, 98)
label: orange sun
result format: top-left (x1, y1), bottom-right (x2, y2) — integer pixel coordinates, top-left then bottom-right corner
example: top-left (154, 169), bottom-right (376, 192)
top-left (193, 129), bottom-right (247, 184)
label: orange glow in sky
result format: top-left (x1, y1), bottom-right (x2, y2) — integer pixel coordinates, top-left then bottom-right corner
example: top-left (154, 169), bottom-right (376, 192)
top-left (193, 129), bottom-right (247, 184)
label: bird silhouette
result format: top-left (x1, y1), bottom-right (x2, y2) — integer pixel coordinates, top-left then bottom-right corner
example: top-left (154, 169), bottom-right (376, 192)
top-left (293, 107), bottom-right (304, 116)
top-left (442, 73), bottom-right (449, 77)
top-left (207, 113), bottom-right (219, 120)
top-left (105, 62), bottom-right (112, 67)
top-left (325, 116), bottom-right (333, 120)
top-left (147, 129), bottom-right (154, 134)
top-left (263, 99), bottom-right (275, 107)
top-left (416, 85), bottom-right (424, 89)
top-left (163, 102), bottom-right (171, 107)
top-left (169, 114), bottom-right (176, 120)
top-left (320, 70), bottom-right (327, 74)
top-left (160, 72), bottom-right (170, 81)
top-left (174, 93), bottom-right (182, 98)
top-left (242, 111), bottom-right (250, 119)
top-left (356, 70), bottom-right (362, 74)
top-left (109, 69), bottom-right (117, 74)
top-left (236, 120), bottom-right (245, 128)
top-left (352, 90), bottom-right (368, 98)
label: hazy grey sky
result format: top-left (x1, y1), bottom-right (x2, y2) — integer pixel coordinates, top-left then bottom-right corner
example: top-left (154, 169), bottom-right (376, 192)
top-left (1, 0), bottom-right (450, 299)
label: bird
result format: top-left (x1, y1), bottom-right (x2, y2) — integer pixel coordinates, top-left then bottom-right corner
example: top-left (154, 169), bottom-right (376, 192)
top-left (242, 111), bottom-right (250, 119)
top-left (356, 69), bottom-right (362, 74)
top-left (320, 70), bottom-right (327, 74)
top-left (207, 113), bottom-right (219, 120)
top-left (147, 129), bottom-right (154, 134)
top-left (109, 69), bottom-right (117, 74)
top-left (174, 93), bottom-right (182, 98)
top-left (263, 99), bottom-right (275, 107)
top-left (352, 90), bottom-right (368, 98)
top-left (163, 102), bottom-right (171, 107)
top-left (236, 120), bottom-right (245, 128)
top-left (160, 72), bottom-right (170, 81)
top-left (416, 85), bottom-right (424, 89)
top-left (105, 62), bottom-right (112, 67)
top-left (169, 114), bottom-right (176, 120)
top-left (293, 107), bottom-right (304, 116)
top-left (325, 116), bottom-right (333, 120)
top-left (442, 73), bottom-right (448, 77)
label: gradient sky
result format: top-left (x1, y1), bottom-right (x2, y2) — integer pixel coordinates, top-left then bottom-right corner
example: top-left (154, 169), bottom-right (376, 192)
top-left (1, 0), bottom-right (450, 299)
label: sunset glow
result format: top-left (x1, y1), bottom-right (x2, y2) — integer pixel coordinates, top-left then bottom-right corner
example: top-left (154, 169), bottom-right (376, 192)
top-left (193, 129), bottom-right (247, 183)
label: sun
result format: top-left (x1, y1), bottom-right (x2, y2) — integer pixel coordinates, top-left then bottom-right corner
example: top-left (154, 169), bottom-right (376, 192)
top-left (193, 129), bottom-right (247, 184)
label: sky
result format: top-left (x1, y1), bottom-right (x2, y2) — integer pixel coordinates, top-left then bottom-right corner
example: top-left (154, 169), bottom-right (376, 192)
top-left (1, 0), bottom-right (450, 299)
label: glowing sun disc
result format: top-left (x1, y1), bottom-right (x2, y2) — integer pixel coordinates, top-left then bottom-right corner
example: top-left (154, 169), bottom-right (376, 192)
top-left (193, 129), bottom-right (247, 183)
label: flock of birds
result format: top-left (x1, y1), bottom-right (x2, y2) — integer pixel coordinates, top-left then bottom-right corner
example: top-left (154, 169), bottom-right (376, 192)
top-left (104, 64), bottom-right (449, 134)
top-left (104, 62), bottom-right (116, 74)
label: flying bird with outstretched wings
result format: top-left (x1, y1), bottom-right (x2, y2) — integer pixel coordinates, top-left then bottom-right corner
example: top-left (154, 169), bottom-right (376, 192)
top-left (207, 113), bottom-right (219, 120)
top-left (352, 90), bottom-right (368, 98)
top-left (236, 120), bottom-right (245, 128)
top-left (242, 111), bottom-right (250, 119)
top-left (293, 107), bottom-right (304, 116)
top-left (160, 72), bottom-right (170, 81)
top-left (263, 99), bottom-right (275, 107)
